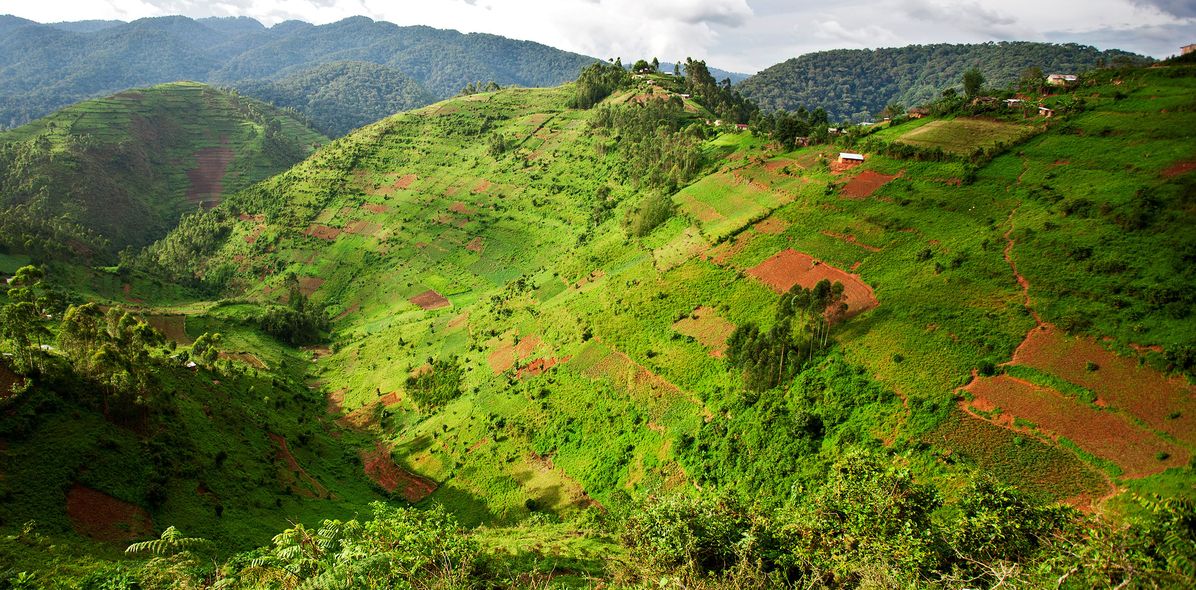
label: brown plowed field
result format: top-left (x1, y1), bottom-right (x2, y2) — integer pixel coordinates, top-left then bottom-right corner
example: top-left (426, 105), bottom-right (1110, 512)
top-left (363, 203), bottom-right (390, 214)
top-left (1162, 160), bottom-right (1196, 178)
top-left (305, 224), bottom-right (341, 240)
top-left (185, 142), bottom-right (234, 207)
top-left (66, 484), bottom-right (153, 542)
top-left (963, 375), bottom-right (1188, 478)
top-left (298, 277), bottom-right (324, 297)
top-left (410, 289), bottom-right (450, 310)
top-left (746, 249), bottom-right (878, 315)
top-left (362, 443), bottom-right (438, 502)
top-left (1012, 326), bottom-right (1196, 445)
top-left (465, 236), bottom-right (485, 253)
top-left (345, 220), bottom-right (383, 236)
top-left (841, 170), bottom-right (899, 199)
top-left (141, 314), bottom-right (190, 344)
top-left (672, 306), bottom-right (736, 357)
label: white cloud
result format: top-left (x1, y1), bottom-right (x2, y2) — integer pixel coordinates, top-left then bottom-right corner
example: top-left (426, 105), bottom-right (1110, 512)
top-left (1, 0), bottom-right (1192, 73)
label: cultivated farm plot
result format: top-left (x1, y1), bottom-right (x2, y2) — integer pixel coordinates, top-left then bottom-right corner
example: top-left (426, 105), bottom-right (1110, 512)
top-left (963, 374), bottom-right (1188, 478)
top-left (897, 118), bottom-right (1036, 155)
top-left (675, 172), bottom-right (792, 240)
top-left (672, 306), bottom-right (736, 357)
top-left (745, 249), bottom-right (878, 315)
top-left (1012, 326), bottom-right (1196, 446)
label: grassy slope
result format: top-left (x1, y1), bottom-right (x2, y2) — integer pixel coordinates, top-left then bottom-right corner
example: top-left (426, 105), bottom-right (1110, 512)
top-left (0, 82), bottom-right (326, 252)
top-left (3, 66), bottom-right (1193, 583)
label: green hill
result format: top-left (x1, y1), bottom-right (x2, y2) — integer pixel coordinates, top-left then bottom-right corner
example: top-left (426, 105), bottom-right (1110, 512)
top-left (231, 61), bottom-right (434, 137)
top-left (0, 16), bottom-right (599, 131)
top-left (1, 62), bottom-right (1194, 587)
top-left (0, 82), bottom-right (326, 259)
top-left (739, 42), bottom-right (1151, 121)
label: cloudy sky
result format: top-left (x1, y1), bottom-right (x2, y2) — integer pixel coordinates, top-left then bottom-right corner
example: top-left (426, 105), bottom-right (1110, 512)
top-left (4, 0), bottom-right (1193, 72)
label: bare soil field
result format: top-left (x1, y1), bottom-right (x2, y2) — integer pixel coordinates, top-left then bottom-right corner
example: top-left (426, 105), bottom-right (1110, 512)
top-left (841, 170), bottom-right (899, 199)
top-left (345, 220), bottom-right (383, 236)
top-left (465, 236), bottom-right (485, 253)
top-left (963, 374), bottom-right (1188, 477)
top-left (1162, 159), bottom-right (1196, 178)
top-left (746, 249), bottom-right (878, 315)
top-left (141, 314), bottom-right (190, 344)
top-left (298, 277), bottom-right (325, 297)
top-left (305, 224), bottom-right (341, 241)
top-left (753, 217), bottom-right (789, 235)
top-left (66, 484), bottom-right (153, 542)
top-left (185, 141), bottom-right (233, 207)
top-left (362, 442), bottom-right (438, 502)
top-left (410, 289), bottom-right (450, 310)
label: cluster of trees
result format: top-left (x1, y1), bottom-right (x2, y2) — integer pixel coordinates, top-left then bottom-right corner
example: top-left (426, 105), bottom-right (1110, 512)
top-left (132, 209), bottom-right (234, 291)
top-left (725, 279), bottom-right (846, 391)
top-left (258, 281), bottom-right (329, 346)
top-left (739, 42), bottom-right (1149, 122)
top-left (94, 450), bottom-right (1196, 589)
top-left (57, 303), bottom-right (167, 414)
top-left (682, 58), bottom-right (756, 124)
top-left (591, 97), bottom-right (704, 193)
top-left (458, 80), bottom-right (501, 96)
top-left (232, 61), bottom-right (433, 137)
top-left (751, 106), bottom-right (831, 150)
top-left (0, 15), bottom-right (597, 130)
top-left (569, 60), bottom-right (631, 109)
top-left (405, 356), bottom-right (464, 409)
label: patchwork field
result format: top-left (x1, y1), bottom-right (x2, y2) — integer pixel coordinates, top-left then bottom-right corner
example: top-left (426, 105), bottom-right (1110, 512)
top-left (895, 117), bottom-right (1037, 155)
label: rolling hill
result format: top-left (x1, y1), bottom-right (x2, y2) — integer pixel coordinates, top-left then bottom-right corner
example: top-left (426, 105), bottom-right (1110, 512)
top-left (739, 42), bottom-right (1151, 121)
top-left (0, 15), bottom-right (599, 131)
top-left (1, 60), bottom-right (1194, 588)
top-left (0, 82), bottom-right (326, 258)
top-left (231, 61), bottom-right (434, 137)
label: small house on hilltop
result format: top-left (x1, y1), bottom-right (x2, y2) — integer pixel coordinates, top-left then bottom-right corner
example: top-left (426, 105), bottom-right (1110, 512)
top-left (1038, 106), bottom-right (1055, 118)
top-left (735, 123), bottom-right (749, 131)
top-left (838, 152), bottom-right (865, 164)
top-left (1003, 98), bottom-right (1024, 107)
top-left (1182, 44), bottom-right (1196, 55)
top-left (908, 106), bottom-right (929, 119)
top-left (1046, 74), bottom-right (1078, 87)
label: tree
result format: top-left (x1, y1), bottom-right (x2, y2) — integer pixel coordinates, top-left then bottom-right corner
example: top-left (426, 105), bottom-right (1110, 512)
top-left (191, 332), bottom-right (221, 369)
top-left (632, 59), bottom-right (652, 73)
top-left (126, 526), bottom-right (212, 557)
top-left (963, 67), bottom-right (986, 98)
top-left (1018, 66), bottom-right (1045, 94)
top-left (0, 302), bottom-right (46, 372)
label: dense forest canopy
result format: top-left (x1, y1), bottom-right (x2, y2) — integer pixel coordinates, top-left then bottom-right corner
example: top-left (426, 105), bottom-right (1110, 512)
top-left (738, 42), bottom-right (1151, 121)
top-left (231, 61), bottom-right (433, 137)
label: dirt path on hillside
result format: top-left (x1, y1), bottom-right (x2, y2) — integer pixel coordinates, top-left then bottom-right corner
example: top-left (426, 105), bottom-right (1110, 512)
top-left (1002, 204), bottom-right (1042, 326)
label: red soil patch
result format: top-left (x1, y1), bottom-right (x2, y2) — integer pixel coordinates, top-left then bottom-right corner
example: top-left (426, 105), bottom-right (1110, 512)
top-left (574, 270), bottom-right (605, 289)
top-left (830, 159), bottom-right (862, 174)
top-left (449, 201), bottom-right (475, 215)
top-left (245, 224), bottom-right (265, 244)
top-left (410, 289), bottom-right (450, 310)
top-left (841, 170), bottom-right (899, 199)
top-left (465, 236), bottom-right (485, 254)
top-left (515, 335), bottom-right (543, 358)
top-left (1012, 326), bottom-right (1196, 446)
top-left (394, 174), bottom-right (417, 190)
top-left (672, 306), bottom-right (736, 358)
top-left (345, 220), bottom-right (383, 236)
top-left (334, 303), bottom-right (360, 321)
top-left (363, 203), bottom-right (391, 214)
top-left (578, 346), bottom-right (714, 423)
top-left (706, 233), bottom-right (754, 266)
top-left (472, 179), bottom-right (493, 193)
top-left (305, 224), bottom-right (341, 241)
top-left (269, 433), bottom-right (329, 498)
top-left (488, 344), bottom-right (517, 374)
top-left (337, 402), bottom-right (381, 430)
top-left (66, 484), bottom-right (153, 542)
top-left (379, 392), bottom-right (402, 406)
top-left (185, 140), bottom-right (234, 208)
top-left (467, 437), bottom-right (491, 454)
top-left (821, 231), bottom-right (882, 252)
top-left (753, 217), bottom-right (789, 235)
top-left (962, 375), bottom-right (1187, 478)
top-left (517, 357), bottom-right (565, 378)
top-left (1162, 160), bottom-right (1196, 178)
top-left (746, 249), bottom-right (879, 316)
top-left (298, 277), bottom-right (324, 297)
top-left (327, 388), bottom-right (346, 414)
top-left (763, 158), bottom-right (801, 172)
top-left (361, 443), bottom-right (438, 502)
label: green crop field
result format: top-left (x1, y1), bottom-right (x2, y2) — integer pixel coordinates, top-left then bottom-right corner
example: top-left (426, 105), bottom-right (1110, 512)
top-left (891, 116), bottom-right (1039, 154)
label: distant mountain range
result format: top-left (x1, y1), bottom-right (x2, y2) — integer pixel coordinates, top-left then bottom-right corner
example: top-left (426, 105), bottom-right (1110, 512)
top-left (0, 15), bottom-right (600, 131)
top-left (738, 42), bottom-right (1152, 122)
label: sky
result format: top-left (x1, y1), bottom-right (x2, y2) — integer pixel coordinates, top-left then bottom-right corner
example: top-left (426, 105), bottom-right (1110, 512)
top-left (3, 0), bottom-right (1194, 73)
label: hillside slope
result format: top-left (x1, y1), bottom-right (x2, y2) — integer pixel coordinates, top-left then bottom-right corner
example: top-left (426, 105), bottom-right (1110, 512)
top-left (0, 15), bottom-right (598, 130)
top-left (2, 63), bottom-right (1194, 588)
top-left (232, 61), bottom-right (434, 137)
top-left (0, 82), bottom-right (326, 258)
top-left (739, 42), bottom-right (1150, 121)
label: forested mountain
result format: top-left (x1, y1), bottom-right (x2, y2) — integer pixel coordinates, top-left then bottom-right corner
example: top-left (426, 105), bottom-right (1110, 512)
top-left (232, 61), bottom-right (433, 137)
top-left (0, 82), bottom-right (325, 259)
top-left (739, 42), bottom-right (1151, 121)
top-left (0, 15), bottom-right (599, 130)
